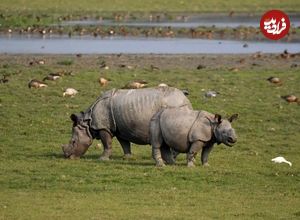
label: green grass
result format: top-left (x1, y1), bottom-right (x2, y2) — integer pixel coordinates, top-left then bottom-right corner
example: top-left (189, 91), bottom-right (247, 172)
top-left (0, 58), bottom-right (300, 219)
top-left (0, 0), bottom-right (300, 13)
top-left (0, 0), bottom-right (299, 29)
top-left (0, 0), bottom-right (300, 33)
top-left (57, 59), bottom-right (74, 66)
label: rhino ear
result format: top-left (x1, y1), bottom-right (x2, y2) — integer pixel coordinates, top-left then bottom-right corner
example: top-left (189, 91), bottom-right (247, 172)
top-left (70, 114), bottom-right (78, 125)
top-left (215, 114), bottom-right (222, 124)
top-left (228, 113), bottom-right (239, 122)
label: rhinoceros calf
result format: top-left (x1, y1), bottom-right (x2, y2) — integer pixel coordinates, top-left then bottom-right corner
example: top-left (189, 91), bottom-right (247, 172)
top-left (62, 87), bottom-right (192, 160)
top-left (150, 107), bottom-right (238, 167)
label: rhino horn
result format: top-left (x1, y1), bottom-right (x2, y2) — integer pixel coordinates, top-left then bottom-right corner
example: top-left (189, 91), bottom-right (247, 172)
top-left (61, 144), bottom-right (72, 158)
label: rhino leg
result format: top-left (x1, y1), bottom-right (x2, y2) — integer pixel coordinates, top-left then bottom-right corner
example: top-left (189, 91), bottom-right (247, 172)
top-left (201, 142), bottom-right (214, 166)
top-left (161, 143), bottom-right (176, 165)
top-left (187, 141), bottom-right (205, 167)
top-left (99, 130), bottom-right (113, 161)
top-left (116, 136), bottom-right (132, 159)
top-left (151, 137), bottom-right (165, 167)
top-left (171, 148), bottom-right (180, 161)
top-left (150, 115), bottom-right (165, 167)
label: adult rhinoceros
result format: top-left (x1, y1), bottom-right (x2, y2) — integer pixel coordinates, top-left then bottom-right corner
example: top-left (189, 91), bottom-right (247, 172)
top-left (62, 87), bottom-right (192, 161)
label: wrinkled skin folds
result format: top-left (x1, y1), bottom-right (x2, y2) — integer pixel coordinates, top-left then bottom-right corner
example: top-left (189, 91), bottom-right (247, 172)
top-left (62, 87), bottom-right (193, 160)
top-left (150, 108), bottom-right (238, 167)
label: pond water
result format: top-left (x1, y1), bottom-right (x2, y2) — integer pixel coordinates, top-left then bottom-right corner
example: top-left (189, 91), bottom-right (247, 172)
top-left (61, 14), bottom-right (300, 28)
top-left (0, 35), bottom-right (299, 54)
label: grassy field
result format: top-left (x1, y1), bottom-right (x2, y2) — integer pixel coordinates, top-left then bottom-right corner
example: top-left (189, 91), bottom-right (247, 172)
top-left (0, 0), bottom-right (300, 13)
top-left (0, 0), bottom-right (300, 29)
top-left (0, 55), bottom-right (299, 219)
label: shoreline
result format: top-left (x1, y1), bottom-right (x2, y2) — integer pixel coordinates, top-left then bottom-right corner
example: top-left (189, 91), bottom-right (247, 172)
top-left (0, 53), bottom-right (299, 72)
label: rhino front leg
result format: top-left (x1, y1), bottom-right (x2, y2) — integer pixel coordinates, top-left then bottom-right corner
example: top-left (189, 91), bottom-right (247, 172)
top-left (99, 130), bottom-right (113, 161)
top-left (187, 141), bottom-right (205, 167)
top-left (201, 142), bottom-right (214, 166)
top-left (116, 136), bottom-right (132, 159)
top-left (161, 143), bottom-right (176, 165)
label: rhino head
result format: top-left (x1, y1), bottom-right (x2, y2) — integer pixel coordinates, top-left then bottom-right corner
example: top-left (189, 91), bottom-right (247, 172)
top-left (62, 112), bottom-right (93, 159)
top-left (213, 113), bottom-right (238, 147)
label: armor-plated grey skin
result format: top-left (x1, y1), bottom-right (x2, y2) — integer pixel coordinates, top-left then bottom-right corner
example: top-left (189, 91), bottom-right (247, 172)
top-left (150, 107), bottom-right (238, 167)
top-left (62, 87), bottom-right (192, 160)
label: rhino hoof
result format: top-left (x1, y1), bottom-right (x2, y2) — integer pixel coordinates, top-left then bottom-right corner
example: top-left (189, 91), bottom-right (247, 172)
top-left (99, 155), bottom-right (110, 161)
top-left (187, 161), bottom-right (195, 168)
top-left (164, 158), bottom-right (176, 165)
top-left (203, 163), bottom-right (210, 167)
top-left (69, 155), bottom-right (80, 160)
top-left (123, 154), bottom-right (135, 160)
top-left (156, 160), bottom-right (166, 167)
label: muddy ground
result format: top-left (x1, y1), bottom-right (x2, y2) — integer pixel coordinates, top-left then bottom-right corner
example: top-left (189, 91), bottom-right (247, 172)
top-left (0, 53), bottom-right (299, 74)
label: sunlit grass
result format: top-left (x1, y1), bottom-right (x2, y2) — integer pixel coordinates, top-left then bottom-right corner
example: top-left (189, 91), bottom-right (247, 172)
top-left (0, 56), bottom-right (300, 219)
top-left (0, 0), bottom-right (299, 13)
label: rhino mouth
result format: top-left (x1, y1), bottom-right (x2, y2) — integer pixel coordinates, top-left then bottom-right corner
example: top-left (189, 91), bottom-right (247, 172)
top-left (61, 144), bottom-right (81, 159)
top-left (225, 137), bottom-right (237, 147)
top-left (62, 144), bottom-right (72, 158)
top-left (226, 142), bottom-right (234, 147)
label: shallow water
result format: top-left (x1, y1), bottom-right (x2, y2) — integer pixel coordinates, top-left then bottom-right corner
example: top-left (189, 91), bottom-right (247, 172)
top-left (0, 35), bottom-right (299, 54)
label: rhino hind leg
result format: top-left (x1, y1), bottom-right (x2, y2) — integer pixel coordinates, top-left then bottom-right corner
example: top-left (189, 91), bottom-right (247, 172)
top-left (116, 136), bottom-right (133, 160)
top-left (99, 130), bottom-right (113, 161)
top-left (161, 143), bottom-right (176, 165)
top-left (171, 148), bottom-right (180, 161)
top-left (150, 113), bottom-right (165, 167)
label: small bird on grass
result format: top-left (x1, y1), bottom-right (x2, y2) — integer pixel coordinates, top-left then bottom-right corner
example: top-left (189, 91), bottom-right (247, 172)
top-left (181, 89), bottom-right (189, 96)
top-left (281, 95), bottom-right (299, 104)
top-left (204, 91), bottom-right (219, 98)
top-left (99, 77), bottom-right (110, 86)
top-left (158, 83), bottom-right (168, 87)
top-left (29, 59), bottom-right (45, 66)
top-left (229, 67), bottom-right (239, 72)
top-left (122, 80), bottom-right (148, 89)
top-left (150, 65), bottom-right (160, 71)
top-left (196, 64), bottom-right (205, 70)
top-left (99, 61), bottom-right (109, 69)
top-left (267, 76), bottom-right (282, 85)
top-left (28, 79), bottom-right (48, 88)
top-left (271, 156), bottom-right (292, 166)
top-left (63, 88), bottom-right (78, 97)
top-left (43, 73), bottom-right (61, 81)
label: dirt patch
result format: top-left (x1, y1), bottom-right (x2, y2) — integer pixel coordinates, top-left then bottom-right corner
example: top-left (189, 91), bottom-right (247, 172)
top-left (0, 53), bottom-right (299, 74)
